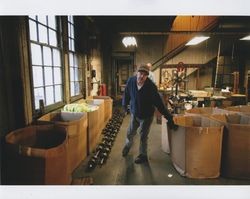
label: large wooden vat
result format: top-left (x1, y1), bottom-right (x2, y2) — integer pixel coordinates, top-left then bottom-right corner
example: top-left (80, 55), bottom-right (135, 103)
top-left (5, 125), bottom-right (70, 185)
top-left (77, 99), bottom-right (101, 154)
top-left (88, 96), bottom-right (113, 124)
top-left (38, 111), bottom-right (88, 173)
top-left (85, 99), bottom-right (105, 134)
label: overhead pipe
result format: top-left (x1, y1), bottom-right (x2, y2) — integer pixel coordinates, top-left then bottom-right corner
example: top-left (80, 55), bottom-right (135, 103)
top-left (219, 20), bottom-right (250, 30)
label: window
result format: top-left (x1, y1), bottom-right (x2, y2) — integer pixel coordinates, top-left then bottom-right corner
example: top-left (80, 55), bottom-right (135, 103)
top-left (29, 16), bottom-right (63, 110)
top-left (68, 16), bottom-right (83, 98)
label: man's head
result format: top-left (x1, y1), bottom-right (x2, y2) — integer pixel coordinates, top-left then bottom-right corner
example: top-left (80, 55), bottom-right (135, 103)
top-left (146, 63), bottom-right (152, 70)
top-left (137, 64), bottom-right (149, 85)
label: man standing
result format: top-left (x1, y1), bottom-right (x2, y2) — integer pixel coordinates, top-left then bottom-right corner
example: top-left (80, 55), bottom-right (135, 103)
top-left (146, 62), bottom-right (155, 83)
top-left (122, 64), bottom-right (177, 164)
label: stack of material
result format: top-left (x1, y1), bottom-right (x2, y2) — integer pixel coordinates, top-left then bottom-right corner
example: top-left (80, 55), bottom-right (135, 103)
top-left (38, 111), bottom-right (88, 174)
top-left (169, 115), bottom-right (224, 179)
top-left (5, 125), bottom-right (70, 185)
top-left (210, 114), bottom-right (250, 179)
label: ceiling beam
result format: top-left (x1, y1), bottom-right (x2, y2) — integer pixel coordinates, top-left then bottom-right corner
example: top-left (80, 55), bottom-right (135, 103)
top-left (160, 64), bottom-right (204, 68)
top-left (119, 31), bottom-right (250, 36)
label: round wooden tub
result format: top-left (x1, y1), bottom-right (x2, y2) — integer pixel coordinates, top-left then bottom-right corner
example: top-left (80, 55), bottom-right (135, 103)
top-left (5, 125), bottom-right (70, 185)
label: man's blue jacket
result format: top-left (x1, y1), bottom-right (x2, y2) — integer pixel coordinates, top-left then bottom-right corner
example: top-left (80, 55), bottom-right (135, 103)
top-left (122, 76), bottom-right (172, 119)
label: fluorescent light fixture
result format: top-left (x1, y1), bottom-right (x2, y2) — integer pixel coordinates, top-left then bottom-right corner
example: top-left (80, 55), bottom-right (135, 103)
top-left (240, 35), bottom-right (250, 40)
top-left (122, 36), bottom-right (137, 47)
top-left (186, 36), bottom-right (210, 46)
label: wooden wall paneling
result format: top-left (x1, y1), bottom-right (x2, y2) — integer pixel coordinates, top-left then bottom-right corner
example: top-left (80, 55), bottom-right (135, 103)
top-left (19, 17), bottom-right (33, 125)
top-left (164, 16), bottom-right (219, 56)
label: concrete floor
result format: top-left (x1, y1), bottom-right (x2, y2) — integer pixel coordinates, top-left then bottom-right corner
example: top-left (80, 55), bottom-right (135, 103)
top-left (72, 114), bottom-right (250, 185)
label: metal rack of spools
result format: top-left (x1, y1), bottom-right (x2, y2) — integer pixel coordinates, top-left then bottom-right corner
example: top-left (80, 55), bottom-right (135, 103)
top-left (86, 109), bottom-right (124, 171)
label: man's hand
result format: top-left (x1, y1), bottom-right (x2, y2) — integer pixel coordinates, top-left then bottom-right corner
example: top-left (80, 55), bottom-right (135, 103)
top-left (122, 106), bottom-right (129, 117)
top-left (165, 115), bottom-right (178, 131)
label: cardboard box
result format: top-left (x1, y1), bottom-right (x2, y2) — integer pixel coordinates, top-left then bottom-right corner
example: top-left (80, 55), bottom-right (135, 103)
top-left (185, 107), bottom-right (231, 116)
top-left (225, 105), bottom-right (250, 115)
top-left (5, 125), bottom-right (71, 185)
top-left (170, 115), bottom-right (224, 179)
top-left (210, 114), bottom-right (250, 179)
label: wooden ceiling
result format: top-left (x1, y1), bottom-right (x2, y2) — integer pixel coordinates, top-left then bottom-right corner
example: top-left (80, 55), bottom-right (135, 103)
top-left (91, 16), bottom-right (250, 34)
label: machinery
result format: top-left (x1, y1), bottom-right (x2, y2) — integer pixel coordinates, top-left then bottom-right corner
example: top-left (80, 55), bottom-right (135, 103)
top-left (166, 69), bottom-right (193, 114)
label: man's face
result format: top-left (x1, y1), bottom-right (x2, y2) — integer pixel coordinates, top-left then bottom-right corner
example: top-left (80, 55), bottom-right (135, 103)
top-left (147, 63), bottom-right (152, 70)
top-left (137, 71), bottom-right (148, 85)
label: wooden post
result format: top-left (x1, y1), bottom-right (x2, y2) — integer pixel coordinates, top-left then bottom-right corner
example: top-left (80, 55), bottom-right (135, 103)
top-left (233, 71), bottom-right (239, 94)
top-left (196, 68), bottom-right (200, 90)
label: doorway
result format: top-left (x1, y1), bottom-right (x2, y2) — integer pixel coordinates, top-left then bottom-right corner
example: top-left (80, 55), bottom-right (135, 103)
top-left (111, 52), bottom-right (135, 97)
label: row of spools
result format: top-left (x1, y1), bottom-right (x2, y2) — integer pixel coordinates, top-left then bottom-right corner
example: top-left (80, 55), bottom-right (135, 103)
top-left (86, 109), bottom-right (124, 170)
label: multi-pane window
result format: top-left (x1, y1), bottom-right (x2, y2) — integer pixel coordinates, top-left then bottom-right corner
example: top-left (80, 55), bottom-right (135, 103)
top-left (29, 16), bottom-right (63, 110)
top-left (68, 16), bottom-right (83, 97)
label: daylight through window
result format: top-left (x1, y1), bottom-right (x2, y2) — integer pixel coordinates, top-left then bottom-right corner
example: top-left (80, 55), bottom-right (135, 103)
top-left (29, 15), bottom-right (63, 110)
